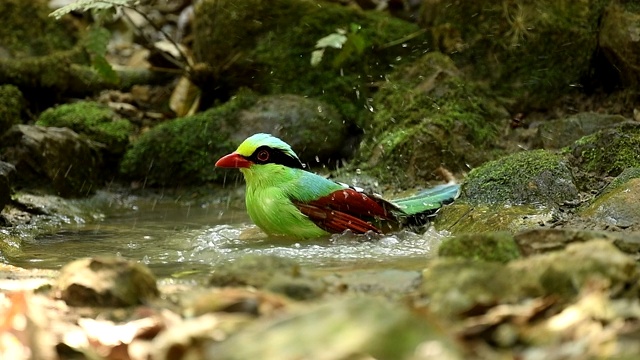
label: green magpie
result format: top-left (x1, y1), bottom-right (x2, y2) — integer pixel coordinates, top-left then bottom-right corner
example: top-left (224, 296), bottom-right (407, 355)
top-left (215, 133), bottom-right (460, 239)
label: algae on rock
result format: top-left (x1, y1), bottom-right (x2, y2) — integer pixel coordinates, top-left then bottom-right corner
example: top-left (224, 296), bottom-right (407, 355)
top-left (37, 101), bottom-right (134, 156)
top-left (462, 149), bottom-right (579, 206)
top-left (357, 52), bottom-right (507, 187)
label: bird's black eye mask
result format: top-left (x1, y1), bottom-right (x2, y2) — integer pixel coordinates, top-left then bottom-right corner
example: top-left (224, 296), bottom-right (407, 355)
top-left (245, 146), bottom-right (304, 169)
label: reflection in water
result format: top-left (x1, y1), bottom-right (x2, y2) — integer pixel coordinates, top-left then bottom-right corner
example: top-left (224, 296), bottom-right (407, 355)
top-left (8, 194), bottom-right (447, 279)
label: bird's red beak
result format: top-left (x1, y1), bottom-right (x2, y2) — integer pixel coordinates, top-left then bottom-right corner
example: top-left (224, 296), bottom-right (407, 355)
top-left (215, 152), bottom-right (252, 168)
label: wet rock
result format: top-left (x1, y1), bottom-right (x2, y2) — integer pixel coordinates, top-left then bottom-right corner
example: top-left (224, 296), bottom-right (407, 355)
top-left (433, 203), bottom-right (555, 234)
top-left (232, 95), bottom-right (347, 164)
top-left (207, 296), bottom-right (462, 360)
top-left (420, 0), bottom-right (607, 110)
top-left (579, 177), bottom-right (640, 230)
top-left (438, 232), bottom-right (521, 263)
top-left (357, 52), bottom-right (508, 187)
top-left (209, 255), bottom-right (325, 300)
top-left (36, 101), bottom-right (134, 157)
top-left (514, 227), bottom-right (640, 259)
top-left (0, 161), bottom-right (15, 214)
top-left (0, 84), bottom-right (25, 136)
top-left (54, 257), bottom-right (159, 307)
top-left (0, 125), bottom-right (106, 197)
top-left (462, 149), bottom-right (579, 206)
top-left (567, 122), bottom-right (640, 190)
top-left (533, 112), bottom-right (628, 149)
top-left (420, 240), bottom-right (639, 317)
top-left (599, 3), bottom-right (640, 86)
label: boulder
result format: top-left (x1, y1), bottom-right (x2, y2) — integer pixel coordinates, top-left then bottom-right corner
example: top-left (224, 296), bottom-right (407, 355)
top-left (0, 125), bottom-right (106, 197)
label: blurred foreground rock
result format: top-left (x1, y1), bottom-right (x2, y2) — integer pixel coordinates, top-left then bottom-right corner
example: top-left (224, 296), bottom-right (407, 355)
top-left (54, 257), bottom-right (158, 307)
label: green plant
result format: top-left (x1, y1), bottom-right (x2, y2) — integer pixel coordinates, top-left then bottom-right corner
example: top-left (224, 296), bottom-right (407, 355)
top-left (311, 23), bottom-right (366, 68)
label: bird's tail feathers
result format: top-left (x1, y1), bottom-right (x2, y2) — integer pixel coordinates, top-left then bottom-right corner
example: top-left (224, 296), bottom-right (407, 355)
top-left (391, 183), bottom-right (461, 217)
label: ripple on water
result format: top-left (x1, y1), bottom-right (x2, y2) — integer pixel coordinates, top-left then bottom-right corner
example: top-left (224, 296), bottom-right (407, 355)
top-left (188, 225), bottom-right (448, 270)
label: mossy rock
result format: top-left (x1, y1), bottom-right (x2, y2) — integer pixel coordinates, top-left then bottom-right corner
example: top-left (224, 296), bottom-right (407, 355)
top-left (433, 203), bottom-right (555, 235)
top-left (121, 90), bottom-right (348, 186)
top-left (421, 240), bottom-right (639, 317)
top-left (462, 149), bottom-right (579, 206)
top-left (193, 0), bottom-right (429, 124)
top-left (356, 52), bottom-right (507, 187)
top-left (0, 0), bottom-right (77, 58)
top-left (579, 177), bottom-right (640, 229)
top-left (37, 101), bottom-right (133, 155)
top-left (120, 92), bottom-right (258, 186)
top-left (0, 85), bottom-right (25, 136)
top-left (599, 2), bottom-right (640, 86)
top-left (566, 122), bottom-right (640, 190)
top-left (420, 0), bottom-right (609, 110)
top-left (438, 232), bottom-right (521, 263)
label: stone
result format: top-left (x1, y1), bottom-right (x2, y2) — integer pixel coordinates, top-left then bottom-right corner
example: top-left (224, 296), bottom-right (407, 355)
top-left (55, 257), bottom-right (159, 307)
top-left (462, 149), bottom-right (579, 206)
top-left (534, 112), bottom-right (628, 149)
top-left (0, 125), bottom-right (106, 197)
top-left (0, 161), bottom-right (15, 213)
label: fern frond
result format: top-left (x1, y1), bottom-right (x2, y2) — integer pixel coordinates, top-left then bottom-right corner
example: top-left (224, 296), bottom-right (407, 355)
top-left (49, 0), bottom-right (137, 19)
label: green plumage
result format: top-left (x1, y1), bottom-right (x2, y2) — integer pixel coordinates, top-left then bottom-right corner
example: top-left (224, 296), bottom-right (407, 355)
top-left (219, 133), bottom-right (460, 238)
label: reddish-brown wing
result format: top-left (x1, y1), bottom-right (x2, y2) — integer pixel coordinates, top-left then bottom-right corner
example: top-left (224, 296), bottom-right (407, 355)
top-left (292, 188), bottom-right (398, 234)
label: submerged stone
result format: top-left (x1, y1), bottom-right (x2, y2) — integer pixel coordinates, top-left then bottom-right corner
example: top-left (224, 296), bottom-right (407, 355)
top-left (55, 257), bottom-right (159, 307)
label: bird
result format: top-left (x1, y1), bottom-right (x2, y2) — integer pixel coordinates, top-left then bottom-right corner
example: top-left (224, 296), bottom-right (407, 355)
top-left (215, 133), bottom-right (460, 239)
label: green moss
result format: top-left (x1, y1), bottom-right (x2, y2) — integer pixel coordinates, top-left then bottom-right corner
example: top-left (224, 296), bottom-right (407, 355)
top-left (567, 122), bottom-right (640, 179)
top-left (0, 0), bottom-right (77, 57)
top-left (120, 90), bottom-right (259, 186)
top-left (193, 0), bottom-right (429, 124)
top-left (0, 85), bottom-right (25, 134)
top-left (37, 101), bottom-right (133, 154)
top-left (438, 231), bottom-right (521, 263)
top-left (420, 0), bottom-right (610, 110)
top-left (462, 149), bottom-right (578, 206)
top-left (356, 52), bottom-right (506, 187)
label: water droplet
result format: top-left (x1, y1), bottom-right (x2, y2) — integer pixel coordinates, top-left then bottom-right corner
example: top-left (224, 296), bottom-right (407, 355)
top-left (356, 168), bottom-right (361, 175)
top-left (402, 43), bottom-right (408, 48)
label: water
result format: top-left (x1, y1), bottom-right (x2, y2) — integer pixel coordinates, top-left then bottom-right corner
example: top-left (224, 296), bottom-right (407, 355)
top-left (5, 191), bottom-right (446, 279)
